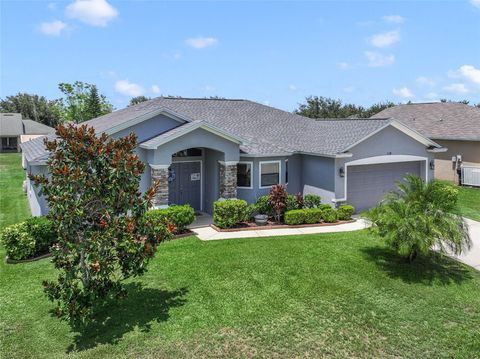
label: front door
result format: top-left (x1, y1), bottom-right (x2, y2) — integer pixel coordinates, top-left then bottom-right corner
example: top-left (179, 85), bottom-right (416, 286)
top-left (168, 161), bottom-right (201, 210)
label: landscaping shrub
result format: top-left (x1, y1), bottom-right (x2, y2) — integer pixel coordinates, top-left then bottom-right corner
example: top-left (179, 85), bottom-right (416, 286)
top-left (284, 210), bottom-right (305, 225)
top-left (245, 204), bottom-right (257, 221)
top-left (364, 175), bottom-right (471, 262)
top-left (284, 208), bottom-right (323, 225)
top-left (255, 195), bottom-right (272, 216)
top-left (145, 205), bottom-right (195, 232)
top-left (304, 208), bottom-right (323, 224)
top-left (25, 216), bottom-right (56, 254)
top-left (318, 204), bottom-right (332, 211)
top-left (322, 207), bottom-right (338, 223)
top-left (304, 194), bottom-right (321, 208)
top-left (337, 205), bottom-right (355, 220)
top-left (286, 193), bottom-right (304, 212)
top-left (0, 216), bottom-right (56, 260)
top-left (1, 223), bottom-right (35, 260)
top-left (213, 199), bottom-right (248, 228)
top-left (269, 185), bottom-right (288, 222)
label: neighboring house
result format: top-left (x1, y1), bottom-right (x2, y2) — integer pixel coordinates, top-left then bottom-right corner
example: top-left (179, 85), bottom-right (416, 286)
top-left (372, 102), bottom-right (480, 183)
top-left (21, 98), bottom-right (443, 216)
top-left (0, 113), bottom-right (55, 152)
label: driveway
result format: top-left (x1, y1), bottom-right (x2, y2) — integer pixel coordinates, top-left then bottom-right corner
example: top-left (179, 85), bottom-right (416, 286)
top-left (450, 218), bottom-right (480, 270)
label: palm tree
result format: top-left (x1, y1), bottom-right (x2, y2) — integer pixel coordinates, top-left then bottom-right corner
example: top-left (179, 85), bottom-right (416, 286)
top-left (364, 175), bottom-right (471, 262)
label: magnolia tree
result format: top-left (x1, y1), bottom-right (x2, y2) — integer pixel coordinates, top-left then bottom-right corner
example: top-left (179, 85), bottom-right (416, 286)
top-left (30, 124), bottom-right (171, 322)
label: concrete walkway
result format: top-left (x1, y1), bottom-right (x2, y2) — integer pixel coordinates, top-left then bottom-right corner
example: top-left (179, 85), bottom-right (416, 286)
top-left (192, 219), bottom-right (370, 241)
top-left (448, 218), bottom-right (480, 270)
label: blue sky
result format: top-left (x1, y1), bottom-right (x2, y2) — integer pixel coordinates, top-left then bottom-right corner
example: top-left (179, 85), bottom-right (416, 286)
top-left (1, 0), bottom-right (479, 111)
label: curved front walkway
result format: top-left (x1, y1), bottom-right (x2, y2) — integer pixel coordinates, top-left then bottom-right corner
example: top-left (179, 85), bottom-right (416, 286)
top-left (193, 219), bottom-right (370, 241)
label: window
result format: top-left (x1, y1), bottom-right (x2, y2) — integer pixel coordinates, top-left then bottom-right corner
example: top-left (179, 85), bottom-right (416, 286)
top-left (259, 161), bottom-right (281, 188)
top-left (172, 148), bottom-right (202, 157)
top-left (285, 159), bottom-right (289, 184)
top-left (237, 162), bottom-right (252, 188)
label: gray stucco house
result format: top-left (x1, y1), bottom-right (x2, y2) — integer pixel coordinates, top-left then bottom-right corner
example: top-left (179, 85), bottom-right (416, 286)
top-left (21, 97), bottom-right (444, 216)
top-left (372, 102), bottom-right (480, 184)
top-left (0, 113), bottom-right (54, 152)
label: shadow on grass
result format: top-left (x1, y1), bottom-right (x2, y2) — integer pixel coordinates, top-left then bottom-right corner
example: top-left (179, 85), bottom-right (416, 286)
top-left (67, 282), bottom-right (187, 353)
top-left (361, 246), bottom-right (473, 285)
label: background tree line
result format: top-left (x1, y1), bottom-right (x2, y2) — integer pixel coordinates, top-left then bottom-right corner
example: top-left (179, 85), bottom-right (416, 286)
top-left (2, 86), bottom-right (478, 127)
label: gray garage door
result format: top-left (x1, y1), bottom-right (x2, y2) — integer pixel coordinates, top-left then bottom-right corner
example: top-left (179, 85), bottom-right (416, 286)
top-left (347, 161), bottom-right (422, 212)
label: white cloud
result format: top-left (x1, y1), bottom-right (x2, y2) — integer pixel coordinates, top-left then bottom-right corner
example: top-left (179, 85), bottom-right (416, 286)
top-left (114, 80), bottom-right (144, 97)
top-left (443, 83), bottom-right (469, 94)
top-left (454, 65), bottom-right (480, 84)
top-left (370, 30), bottom-right (400, 48)
top-left (471, 0), bottom-right (480, 8)
top-left (288, 84), bottom-right (297, 91)
top-left (393, 87), bottom-right (414, 98)
top-left (337, 62), bottom-right (351, 70)
top-left (415, 76), bottom-right (436, 87)
top-left (66, 0), bottom-right (118, 27)
top-left (425, 92), bottom-right (439, 99)
top-left (364, 51), bottom-right (395, 67)
top-left (185, 37), bottom-right (218, 49)
top-left (151, 85), bottom-right (160, 94)
top-left (382, 15), bottom-right (405, 23)
top-left (39, 20), bottom-right (68, 36)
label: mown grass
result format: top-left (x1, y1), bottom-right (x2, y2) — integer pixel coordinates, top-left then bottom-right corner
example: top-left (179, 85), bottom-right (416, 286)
top-left (1, 232), bottom-right (479, 358)
top-left (456, 185), bottom-right (480, 221)
top-left (0, 153), bottom-right (30, 229)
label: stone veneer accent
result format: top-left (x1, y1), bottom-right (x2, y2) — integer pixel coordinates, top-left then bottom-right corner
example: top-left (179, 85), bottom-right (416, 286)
top-left (219, 162), bottom-right (237, 199)
top-left (151, 166), bottom-right (169, 207)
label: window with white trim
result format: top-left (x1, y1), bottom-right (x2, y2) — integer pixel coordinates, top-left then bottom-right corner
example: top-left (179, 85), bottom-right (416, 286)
top-left (237, 162), bottom-right (252, 188)
top-left (260, 161), bottom-right (280, 188)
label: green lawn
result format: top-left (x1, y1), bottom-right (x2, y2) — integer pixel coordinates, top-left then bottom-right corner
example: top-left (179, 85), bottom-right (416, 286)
top-left (1, 233), bottom-right (480, 358)
top-left (456, 185), bottom-right (480, 221)
top-left (0, 153), bottom-right (30, 229)
top-left (1, 153), bottom-right (480, 358)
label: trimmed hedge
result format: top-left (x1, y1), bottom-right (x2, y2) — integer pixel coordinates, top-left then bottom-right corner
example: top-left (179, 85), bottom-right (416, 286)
top-left (145, 205), bottom-right (195, 232)
top-left (337, 205), bottom-right (355, 220)
top-left (322, 207), bottom-right (338, 223)
top-left (284, 208), bottom-right (323, 225)
top-left (213, 199), bottom-right (248, 229)
top-left (1, 217), bottom-right (56, 260)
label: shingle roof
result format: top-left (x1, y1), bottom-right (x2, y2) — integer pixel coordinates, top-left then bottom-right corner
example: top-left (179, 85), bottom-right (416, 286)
top-left (23, 98), bottom-right (433, 162)
top-left (20, 135), bottom-right (53, 162)
top-left (85, 97), bottom-right (393, 156)
top-left (0, 113), bottom-right (23, 136)
top-left (371, 102), bottom-right (480, 141)
top-left (22, 120), bottom-right (55, 135)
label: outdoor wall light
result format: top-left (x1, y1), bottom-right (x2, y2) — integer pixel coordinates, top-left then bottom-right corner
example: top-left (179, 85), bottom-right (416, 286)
top-left (430, 160), bottom-right (435, 170)
top-left (339, 167), bottom-right (345, 177)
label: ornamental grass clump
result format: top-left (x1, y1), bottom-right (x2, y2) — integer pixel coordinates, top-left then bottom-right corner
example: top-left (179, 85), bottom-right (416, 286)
top-left (30, 124), bottom-right (172, 322)
top-left (364, 175), bottom-right (471, 262)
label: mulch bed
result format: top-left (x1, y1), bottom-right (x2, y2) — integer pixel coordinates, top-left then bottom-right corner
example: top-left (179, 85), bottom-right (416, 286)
top-left (210, 219), bottom-right (356, 232)
top-left (5, 252), bottom-right (52, 264)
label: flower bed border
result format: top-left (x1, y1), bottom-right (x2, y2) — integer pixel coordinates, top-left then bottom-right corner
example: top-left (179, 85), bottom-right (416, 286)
top-left (5, 252), bottom-right (52, 264)
top-left (211, 219), bottom-right (356, 232)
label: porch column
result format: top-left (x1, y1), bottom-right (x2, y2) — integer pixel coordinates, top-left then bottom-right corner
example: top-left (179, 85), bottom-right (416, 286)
top-left (150, 164), bottom-right (170, 207)
top-left (219, 161), bottom-right (238, 199)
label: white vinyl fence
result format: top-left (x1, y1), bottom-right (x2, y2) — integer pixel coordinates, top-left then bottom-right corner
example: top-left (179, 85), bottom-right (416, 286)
top-left (461, 166), bottom-right (480, 187)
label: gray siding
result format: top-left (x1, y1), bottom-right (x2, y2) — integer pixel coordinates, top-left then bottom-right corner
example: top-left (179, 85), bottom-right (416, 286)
top-left (335, 125), bottom-right (435, 201)
top-left (26, 164), bottom-right (49, 216)
top-left (300, 154), bottom-right (336, 205)
top-left (111, 114), bottom-right (183, 143)
top-left (204, 149), bottom-right (223, 213)
top-left (149, 128), bottom-right (240, 165)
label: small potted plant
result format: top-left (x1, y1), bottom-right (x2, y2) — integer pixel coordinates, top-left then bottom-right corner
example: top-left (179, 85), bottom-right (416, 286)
top-left (254, 214), bottom-right (268, 226)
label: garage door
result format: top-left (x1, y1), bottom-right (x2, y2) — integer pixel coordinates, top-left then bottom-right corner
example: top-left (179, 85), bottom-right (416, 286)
top-left (347, 161), bottom-right (422, 212)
